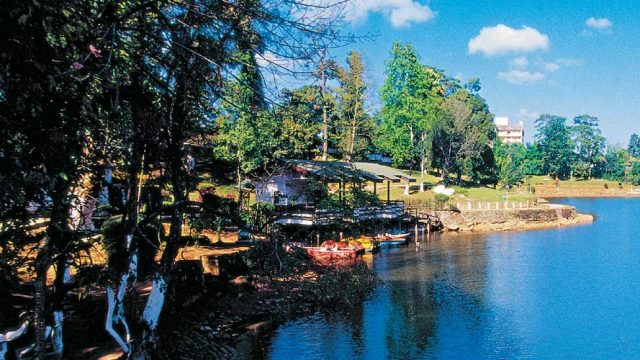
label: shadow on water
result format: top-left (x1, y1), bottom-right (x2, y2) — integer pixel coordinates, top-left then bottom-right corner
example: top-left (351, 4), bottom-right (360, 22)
top-left (263, 198), bottom-right (640, 359)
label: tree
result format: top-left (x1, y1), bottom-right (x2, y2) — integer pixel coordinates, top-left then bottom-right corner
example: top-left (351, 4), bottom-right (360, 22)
top-left (522, 144), bottom-right (545, 175)
top-left (534, 114), bottom-right (573, 179)
top-left (602, 146), bottom-right (630, 182)
top-left (272, 86), bottom-right (324, 159)
top-left (335, 51), bottom-right (372, 161)
top-left (572, 115), bottom-right (605, 179)
top-left (376, 42), bottom-right (441, 191)
top-left (629, 162), bottom-right (640, 186)
top-left (432, 87), bottom-right (495, 184)
top-left (318, 51), bottom-right (340, 161)
top-left (494, 140), bottom-right (526, 188)
top-left (0, 1), bottom-right (111, 355)
top-left (629, 133), bottom-right (640, 158)
top-left (1, 0), bottom-right (354, 357)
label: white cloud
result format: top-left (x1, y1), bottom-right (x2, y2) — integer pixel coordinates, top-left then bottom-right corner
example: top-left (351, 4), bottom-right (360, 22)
top-left (468, 24), bottom-right (549, 56)
top-left (537, 58), bottom-right (582, 73)
top-left (346, 0), bottom-right (435, 28)
top-left (499, 57), bottom-right (583, 85)
top-left (255, 51), bottom-right (296, 70)
top-left (497, 70), bottom-right (545, 85)
top-left (543, 62), bottom-right (560, 72)
top-left (556, 58), bottom-right (584, 67)
top-left (510, 56), bottom-right (529, 69)
top-left (586, 17), bottom-right (612, 30)
top-left (519, 108), bottom-right (540, 121)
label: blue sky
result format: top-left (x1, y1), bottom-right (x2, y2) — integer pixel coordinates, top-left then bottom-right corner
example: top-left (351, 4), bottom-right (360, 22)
top-left (326, 0), bottom-right (640, 145)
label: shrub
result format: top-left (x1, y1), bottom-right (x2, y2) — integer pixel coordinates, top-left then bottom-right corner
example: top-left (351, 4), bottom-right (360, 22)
top-left (434, 194), bottom-right (450, 210)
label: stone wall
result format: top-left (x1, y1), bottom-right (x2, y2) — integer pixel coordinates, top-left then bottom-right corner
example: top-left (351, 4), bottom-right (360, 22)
top-left (435, 205), bottom-right (578, 232)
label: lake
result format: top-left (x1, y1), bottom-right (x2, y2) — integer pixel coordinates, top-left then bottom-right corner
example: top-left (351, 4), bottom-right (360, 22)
top-left (264, 198), bottom-right (640, 359)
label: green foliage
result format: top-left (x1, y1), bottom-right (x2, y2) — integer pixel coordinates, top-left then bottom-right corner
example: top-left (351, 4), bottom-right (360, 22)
top-left (571, 115), bottom-right (605, 179)
top-left (494, 140), bottom-right (526, 188)
top-left (432, 88), bottom-right (495, 183)
top-left (522, 144), bottom-right (545, 175)
top-left (191, 194), bottom-right (242, 231)
top-left (571, 162), bottom-right (592, 180)
top-left (376, 42), bottom-right (440, 168)
top-left (335, 51), bottom-right (373, 160)
top-left (273, 86), bottom-right (324, 159)
top-left (101, 216), bottom-right (163, 279)
top-left (601, 146), bottom-right (630, 182)
top-left (343, 187), bottom-right (382, 210)
top-left (629, 163), bottom-right (640, 186)
top-left (534, 114), bottom-right (573, 179)
top-left (434, 194), bottom-right (451, 209)
top-left (629, 134), bottom-right (640, 158)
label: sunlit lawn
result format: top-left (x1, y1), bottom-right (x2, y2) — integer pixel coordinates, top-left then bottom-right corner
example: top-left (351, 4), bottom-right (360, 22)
top-left (526, 175), bottom-right (637, 190)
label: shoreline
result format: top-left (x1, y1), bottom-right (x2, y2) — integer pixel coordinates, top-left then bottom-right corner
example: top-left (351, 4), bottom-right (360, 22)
top-left (452, 213), bottom-right (594, 233)
top-left (536, 188), bottom-right (640, 199)
top-left (435, 204), bottom-right (593, 233)
top-left (539, 193), bottom-right (640, 198)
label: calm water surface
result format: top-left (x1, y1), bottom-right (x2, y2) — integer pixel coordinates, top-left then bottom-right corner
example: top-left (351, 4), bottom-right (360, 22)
top-left (265, 198), bottom-right (640, 359)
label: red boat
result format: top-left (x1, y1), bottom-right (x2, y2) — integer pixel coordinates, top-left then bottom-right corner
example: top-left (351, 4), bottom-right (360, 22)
top-left (305, 240), bottom-right (364, 266)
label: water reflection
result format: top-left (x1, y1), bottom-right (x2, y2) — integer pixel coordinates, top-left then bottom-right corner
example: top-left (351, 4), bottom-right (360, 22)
top-left (266, 199), bottom-right (640, 359)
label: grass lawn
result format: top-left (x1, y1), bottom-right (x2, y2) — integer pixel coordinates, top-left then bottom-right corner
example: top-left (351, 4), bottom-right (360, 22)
top-left (526, 175), bottom-right (634, 190)
top-left (381, 170), bottom-right (536, 204)
top-left (189, 165), bottom-right (545, 208)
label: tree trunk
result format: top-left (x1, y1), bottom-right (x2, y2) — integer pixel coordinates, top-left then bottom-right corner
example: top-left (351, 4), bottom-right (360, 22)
top-left (33, 238), bottom-right (50, 360)
top-left (131, 273), bottom-right (167, 359)
top-left (33, 184), bottom-right (71, 359)
top-left (320, 57), bottom-right (329, 161)
top-left (237, 161), bottom-right (243, 210)
top-left (420, 132), bottom-right (426, 192)
top-left (346, 84), bottom-right (359, 162)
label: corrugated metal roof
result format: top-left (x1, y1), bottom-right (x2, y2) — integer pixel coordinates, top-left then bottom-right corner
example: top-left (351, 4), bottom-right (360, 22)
top-left (283, 159), bottom-right (415, 183)
top-left (352, 162), bottom-right (416, 182)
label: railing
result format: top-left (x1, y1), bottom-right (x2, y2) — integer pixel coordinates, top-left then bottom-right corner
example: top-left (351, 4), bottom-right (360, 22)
top-left (453, 201), bottom-right (537, 211)
top-left (275, 201), bottom-right (406, 226)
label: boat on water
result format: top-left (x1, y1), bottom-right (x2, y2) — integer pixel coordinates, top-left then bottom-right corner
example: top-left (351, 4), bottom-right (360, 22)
top-left (304, 240), bottom-right (364, 265)
top-left (351, 236), bottom-right (380, 253)
top-left (375, 232), bottom-right (411, 247)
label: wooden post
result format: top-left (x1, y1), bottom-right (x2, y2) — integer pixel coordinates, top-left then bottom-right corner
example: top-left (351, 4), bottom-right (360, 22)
top-left (387, 180), bottom-right (390, 204)
top-left (414, 222), bottom-right (419, 246)
top-left (373, 181), bottom-right (377, 195)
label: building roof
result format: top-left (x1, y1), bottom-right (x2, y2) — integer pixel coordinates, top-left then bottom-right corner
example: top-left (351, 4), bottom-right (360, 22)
top-left (283, 159), bottom-right (415, 183)
top-left (352, 162), bottom-right (416, 182)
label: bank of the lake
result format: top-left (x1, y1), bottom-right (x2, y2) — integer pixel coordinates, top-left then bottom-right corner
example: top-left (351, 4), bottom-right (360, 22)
top-left (531, 177), bottom-right (640, 198)
top-left (264, 198), bottom-right (640, 359)
top-left (435, 204), bottom-right (593, 232)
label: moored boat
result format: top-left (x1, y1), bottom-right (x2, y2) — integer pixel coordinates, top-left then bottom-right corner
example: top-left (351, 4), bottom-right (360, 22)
top-left (351, 236), bottom-right (380, 253)
top-left (376, 232), bottom-right (411, 240)
top-left (375, 232), bottom-right (410, 247)
top-left (304, 240), bottom-right (364, 265)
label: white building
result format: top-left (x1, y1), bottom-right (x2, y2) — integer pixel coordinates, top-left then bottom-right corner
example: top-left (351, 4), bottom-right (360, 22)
top-left (494, 116), bottom-right (524, 144)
